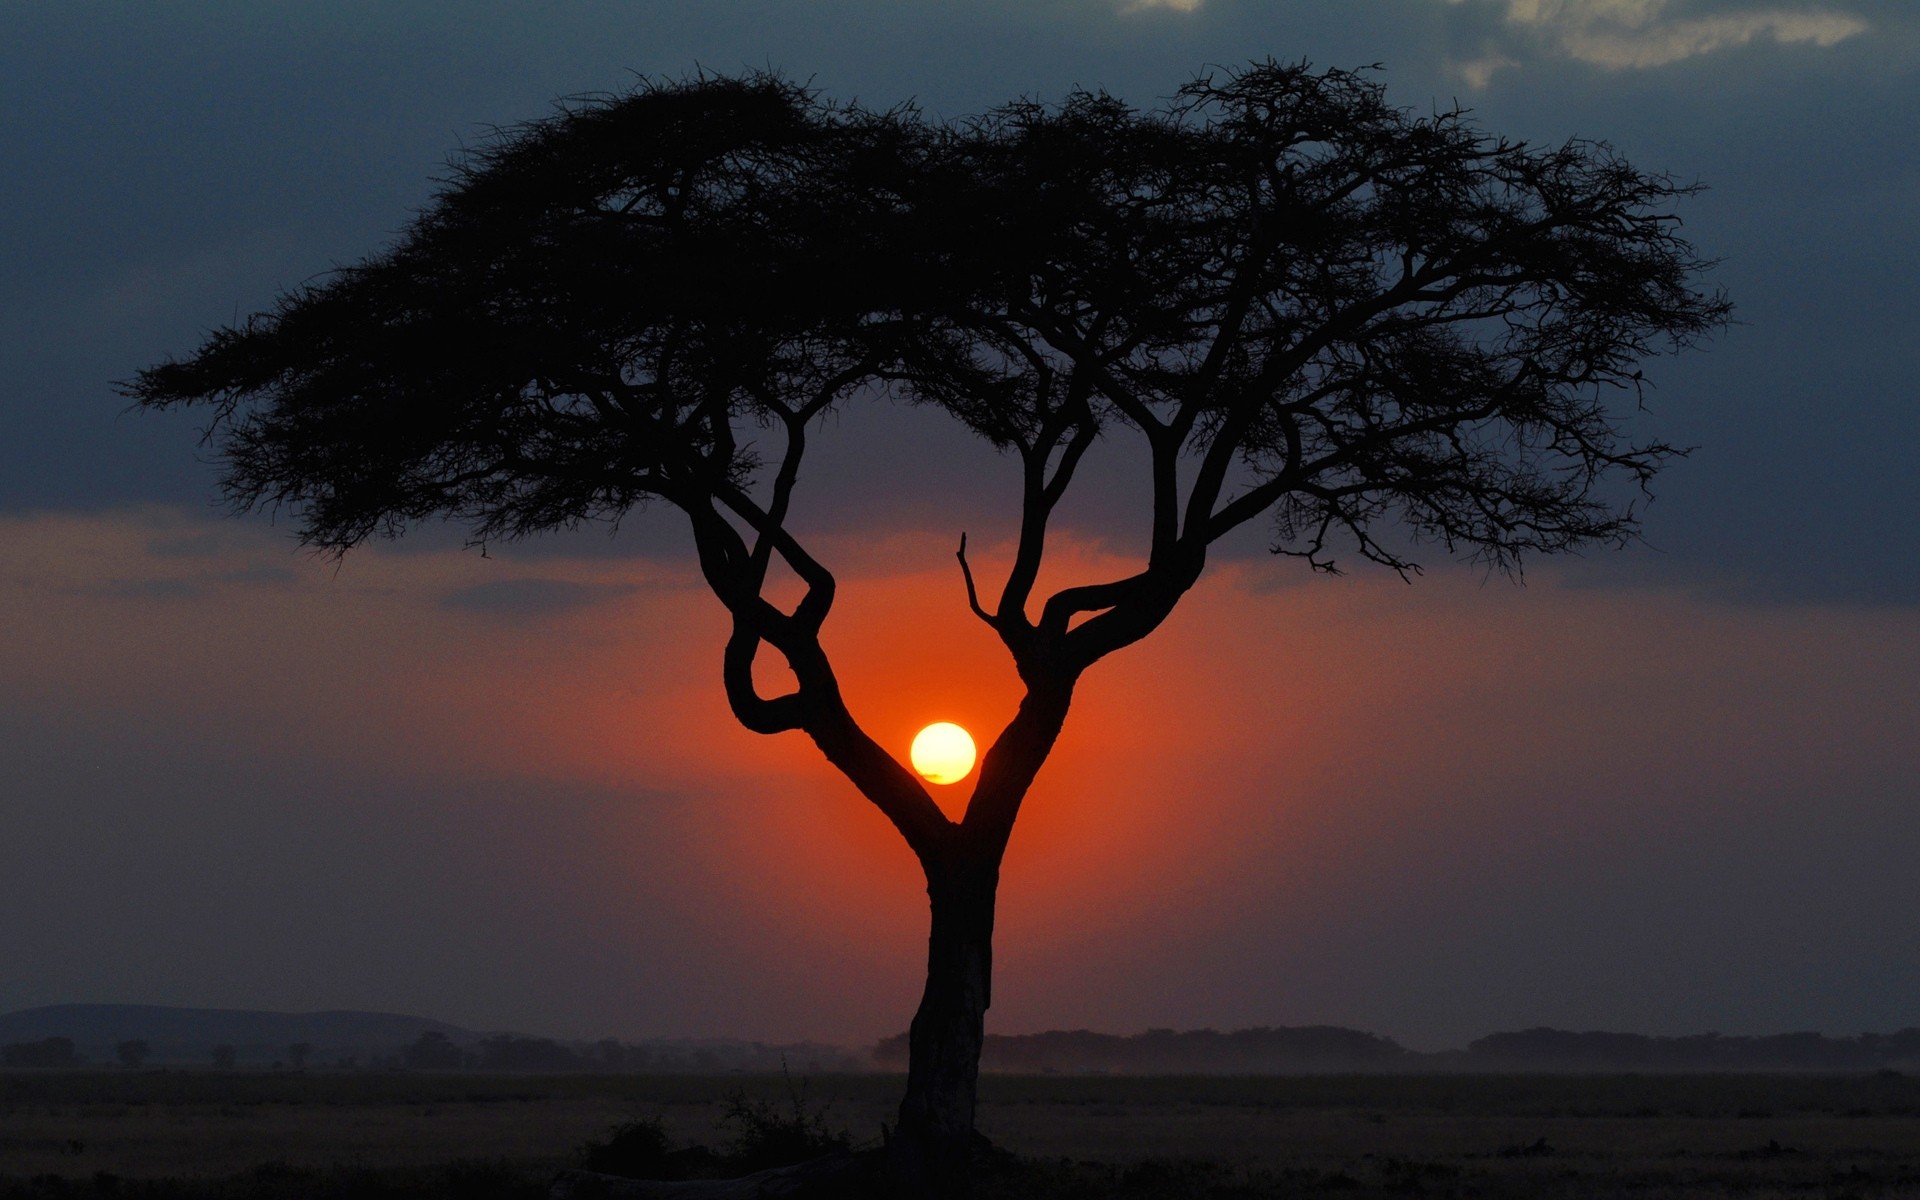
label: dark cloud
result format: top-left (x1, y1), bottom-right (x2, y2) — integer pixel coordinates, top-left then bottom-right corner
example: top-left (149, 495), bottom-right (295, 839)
top-left (74, 578), bottom-right (202, 600)
top-left (217, 564), bottom-right (298, 587)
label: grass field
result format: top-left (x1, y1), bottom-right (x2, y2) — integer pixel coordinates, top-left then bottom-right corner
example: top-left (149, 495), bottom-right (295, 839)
top-left (6, 1070), bottom-right (1920, 1197)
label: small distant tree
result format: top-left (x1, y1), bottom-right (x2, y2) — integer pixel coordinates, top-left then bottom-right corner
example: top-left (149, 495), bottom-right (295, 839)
top-left (128, 63), bottom-right (1728, 1194)
top-left (209, 1043), bottom-right (236, 1071)
top-left (286, 1041), bottom-right (311, 1069)
top-left (595, 1038), bottom-right (627, 1069)
top-left (402, 1030), bottom-right (464, 1071)
top-left (476, 1033), bottom-right (585, 1072)
top-left (115, 1039), bottom-right (151, 1069)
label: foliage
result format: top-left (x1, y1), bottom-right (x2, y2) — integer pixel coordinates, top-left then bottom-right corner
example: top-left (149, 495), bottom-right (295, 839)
top-left (574, 1114), bottom-right (676, 1179)
top-left (401, 1032), bottom-right (465, 1071)
top-left (719, 1066), bottom-right (854, 1173)
top-left (123, 62), bottom-right (1730, 803)
top-left (123, 61), bottom-right (1728, 633)
top-left (2, 1039), bottom-right (80, 1069)
top-left (472, 1035), bottom-right (583, 1073)
top-left (566, 1070), bottom-right (854, 1181)
top-left (878, 1025), bottom-right (1415, 1074)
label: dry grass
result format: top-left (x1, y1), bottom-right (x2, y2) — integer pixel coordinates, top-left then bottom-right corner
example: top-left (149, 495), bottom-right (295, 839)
top-left (5, 1070), bottom-right (1920, 1197)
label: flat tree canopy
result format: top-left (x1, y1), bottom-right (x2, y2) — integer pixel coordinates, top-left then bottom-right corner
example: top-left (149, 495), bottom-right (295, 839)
top-left (128, 63), bottom-right (1728, 1195)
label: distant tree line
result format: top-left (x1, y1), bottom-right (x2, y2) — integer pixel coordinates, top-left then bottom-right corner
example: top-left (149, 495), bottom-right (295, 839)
top-left (399, 1032), bottom-right (588, 1071)
top-left (0, 1029), bottom-right (856, 1072)
top-left (876, 1026), bottom-right (1920, 1074)
top-left (1, 1037), bottom-right (78, 1068)
top-left (11, 1025), bottom-right (1920, 1073)
top-left (393, 1032), bottom-right (860, 1074)
top-left (1459, 1028), bottom-right (1920, 1072)
top-left (873, 1026), bottom-right (1414, 1074)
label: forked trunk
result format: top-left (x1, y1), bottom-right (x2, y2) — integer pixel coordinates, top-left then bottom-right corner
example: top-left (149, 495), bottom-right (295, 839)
top-left (889, 866), bottom-right (998, 1197)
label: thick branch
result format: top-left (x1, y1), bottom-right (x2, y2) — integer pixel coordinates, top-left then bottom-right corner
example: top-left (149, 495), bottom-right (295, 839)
top-left (958, 674), bottom-right (1077, 857)
top-left (714, 482), bottom-right (837, 632)
top-left (805, 699), bottom-right (958, 866)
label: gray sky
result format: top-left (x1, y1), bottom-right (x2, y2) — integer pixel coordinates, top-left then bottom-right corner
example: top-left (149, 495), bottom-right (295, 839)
top-left (3, 1), bottom-right (1917, 1051)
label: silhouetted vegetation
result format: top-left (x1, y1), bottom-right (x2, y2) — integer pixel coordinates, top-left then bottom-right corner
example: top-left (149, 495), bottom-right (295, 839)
top-left (2, 1038), bottom-right (79, 1068)
top-left (401, 1031), bottom-right (465, 1071)
top-left (569, 1071), bottom-right (854, 1183)
top-left (16, 1007), bottom-right (1920, 1078)
top-left (0, 1006), bottom-right (481, 1070)
top-left (875, 1024), bottom-right (1920, 1076)
top-left (127, 60), bottom-right (1731, 1193)
top-left (1462, 1027), bottom-right (1920, 1073)
top-left (878, 1026), bottom-right (1415, 1074)
top-left (475, 1035), bottom-right (594, 1073)
top-left (718, 1067), bottom-right (854, 1173)
top-left (576, 1114), bottom-right (678, 1179)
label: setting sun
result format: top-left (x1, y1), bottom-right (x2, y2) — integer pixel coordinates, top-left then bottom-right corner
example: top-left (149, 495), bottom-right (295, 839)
top-left (910, 722), bottom-right (977, 785)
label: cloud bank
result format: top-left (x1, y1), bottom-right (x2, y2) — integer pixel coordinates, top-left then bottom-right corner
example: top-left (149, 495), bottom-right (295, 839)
top-left (1451, 0), bottom-right (1866, 83)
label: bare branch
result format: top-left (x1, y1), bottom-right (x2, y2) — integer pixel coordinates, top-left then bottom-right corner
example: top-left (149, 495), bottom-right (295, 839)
top-left (956, 532), bottom-right (994, 628)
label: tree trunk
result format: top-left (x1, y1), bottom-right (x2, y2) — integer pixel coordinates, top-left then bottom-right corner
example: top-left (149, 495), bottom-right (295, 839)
top-left (889, 865), bottom-right (998, 1197)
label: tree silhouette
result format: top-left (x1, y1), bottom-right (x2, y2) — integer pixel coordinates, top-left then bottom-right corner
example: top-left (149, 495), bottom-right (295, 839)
top-left (1, 1037), bottom-right (79, 1068)
top-left (402, 1030), bottom-right (465, 1071)
top-left (126, 63), bottom-right (1728, 1194)
top-left (115, 1038), bottom-right (151, 1069)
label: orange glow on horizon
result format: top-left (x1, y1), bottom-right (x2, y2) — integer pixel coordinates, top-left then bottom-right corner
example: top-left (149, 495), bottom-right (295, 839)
top-left (21, 510), bottom-right (1920, 1043)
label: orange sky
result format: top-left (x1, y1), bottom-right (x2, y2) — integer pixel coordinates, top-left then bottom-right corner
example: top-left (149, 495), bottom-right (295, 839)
top-left (4, 506), bottom-right (1917, 1048)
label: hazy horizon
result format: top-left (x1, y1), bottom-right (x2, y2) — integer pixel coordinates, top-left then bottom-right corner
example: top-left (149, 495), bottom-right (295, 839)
top-left (13, 1001), bottom-right (1920, 1067)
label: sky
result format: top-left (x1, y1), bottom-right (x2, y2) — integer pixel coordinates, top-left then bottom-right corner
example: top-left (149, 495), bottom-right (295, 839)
top-left (3, 0), bottom-right (1917, 1053)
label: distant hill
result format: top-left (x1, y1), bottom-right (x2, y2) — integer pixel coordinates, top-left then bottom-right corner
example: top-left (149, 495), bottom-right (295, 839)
top-left (0, 1004), bottom-right (480, 1066)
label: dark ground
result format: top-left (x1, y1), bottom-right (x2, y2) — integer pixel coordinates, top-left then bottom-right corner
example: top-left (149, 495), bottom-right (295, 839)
top-left (5, 1070), bottom-right (1920, 1197)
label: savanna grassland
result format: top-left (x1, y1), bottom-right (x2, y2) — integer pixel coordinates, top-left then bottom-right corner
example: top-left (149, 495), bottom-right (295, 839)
top-left (5, 1070), bottom-right (1920, 1198)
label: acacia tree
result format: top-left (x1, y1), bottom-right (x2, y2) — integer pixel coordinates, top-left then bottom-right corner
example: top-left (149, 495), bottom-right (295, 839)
top-left (128, 64), bottom-right (1727, 1193)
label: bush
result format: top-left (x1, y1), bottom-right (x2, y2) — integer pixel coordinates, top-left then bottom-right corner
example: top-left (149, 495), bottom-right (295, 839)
top-left (720, 1066), bottom-right (851, 1173)
top-left (577, 1115), bottom-right (673, 1179)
